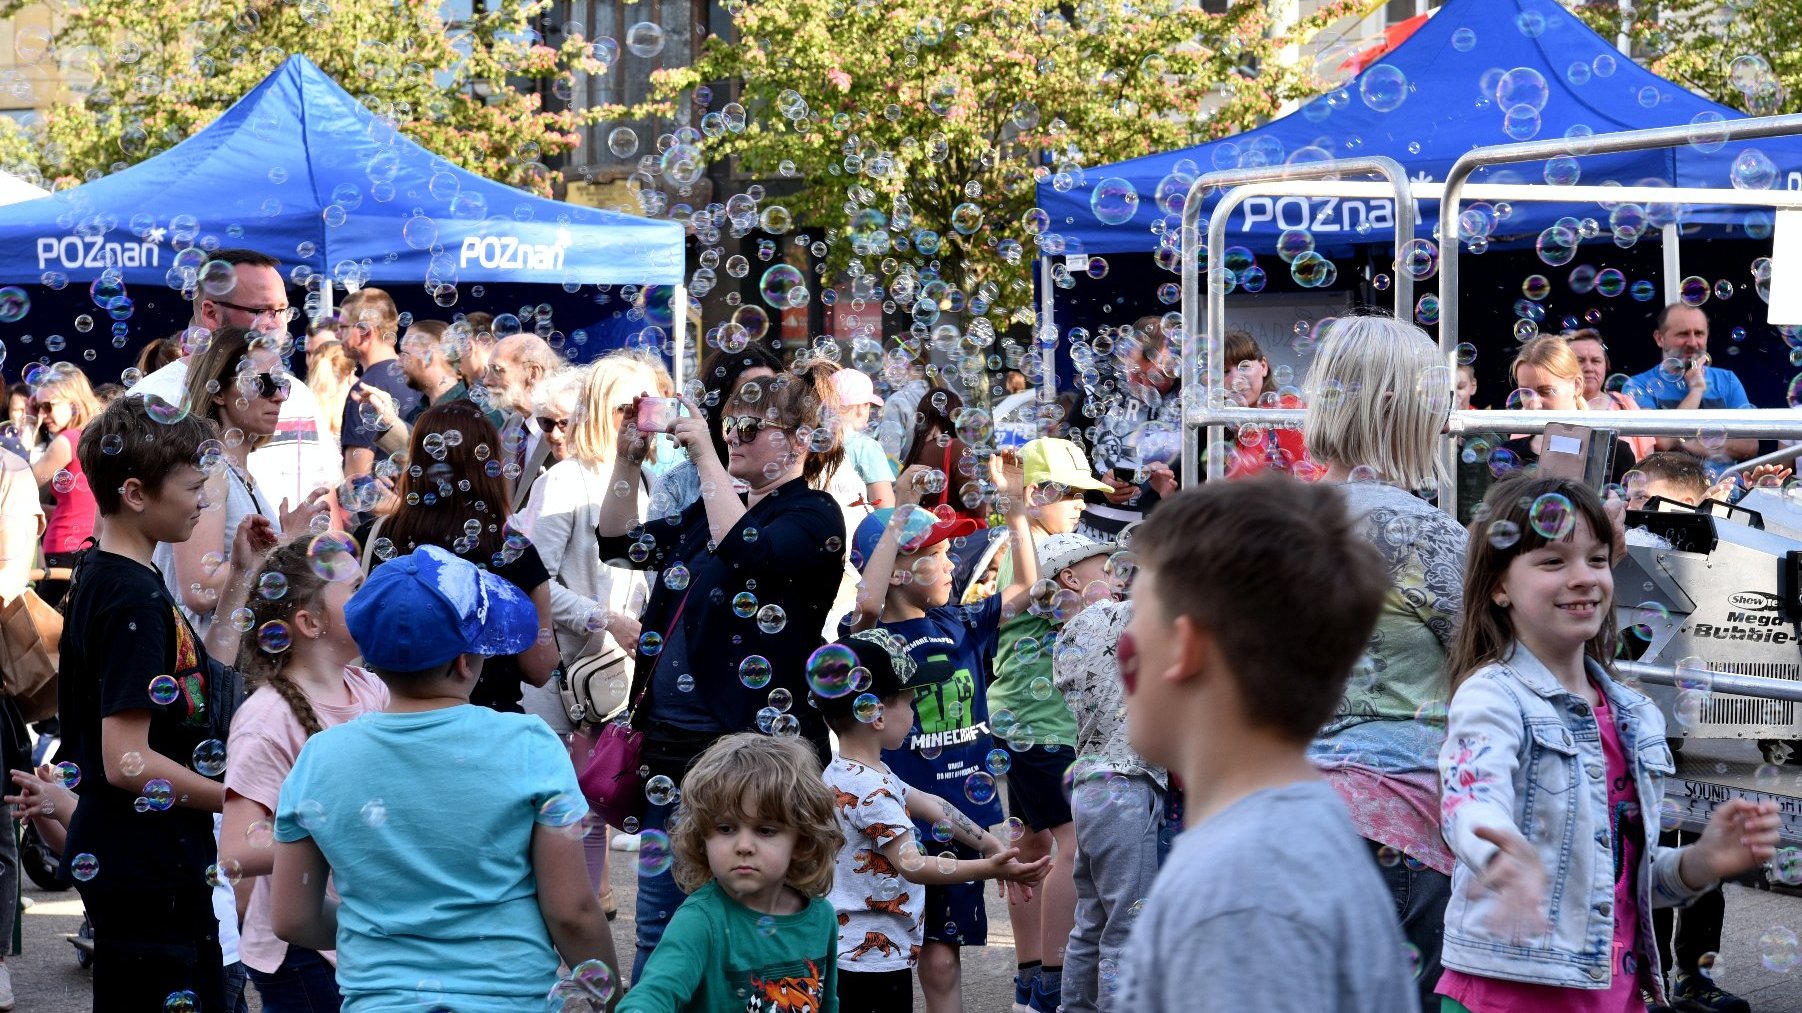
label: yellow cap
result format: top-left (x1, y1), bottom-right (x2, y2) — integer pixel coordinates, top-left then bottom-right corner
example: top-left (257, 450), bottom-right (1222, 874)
top-left (1020, 438), bottom-right (1112, 492)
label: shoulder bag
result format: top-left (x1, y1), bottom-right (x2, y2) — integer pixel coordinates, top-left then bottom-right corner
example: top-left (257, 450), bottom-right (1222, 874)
top-left (579, 588), bottom-right (689, 831)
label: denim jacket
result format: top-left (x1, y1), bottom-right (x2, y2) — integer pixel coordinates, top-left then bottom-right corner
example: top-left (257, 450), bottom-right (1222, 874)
top-left (1438, 645), bottom-right (1711, 998)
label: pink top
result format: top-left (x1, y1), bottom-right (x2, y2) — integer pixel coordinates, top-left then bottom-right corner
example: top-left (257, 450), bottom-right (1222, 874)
top-left (225, 666), bottom-right (389, 973)
top-left (41, 427), bottom-right (95, 554)
top-left (1438, 682), bottom-right (1645, 1013)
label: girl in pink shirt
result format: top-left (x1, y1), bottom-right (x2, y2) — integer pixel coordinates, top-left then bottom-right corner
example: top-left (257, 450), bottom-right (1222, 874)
top-left (221, 537), bottom-right (388, 1011)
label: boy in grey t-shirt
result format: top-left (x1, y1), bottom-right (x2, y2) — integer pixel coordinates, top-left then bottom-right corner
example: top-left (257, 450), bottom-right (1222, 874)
top-left (1114, 480), bottom-right (1420, 1013)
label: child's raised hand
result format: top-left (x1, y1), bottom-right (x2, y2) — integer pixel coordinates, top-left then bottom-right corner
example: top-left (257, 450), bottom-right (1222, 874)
top-left (894, 465), bottom-right (932, 507)
top-left (1691, 798), bottom-right (1780, 881)
top-left (232, 513), bottom-right (279, 564)
top-left (1473, 825), bottom-right (1548, 939)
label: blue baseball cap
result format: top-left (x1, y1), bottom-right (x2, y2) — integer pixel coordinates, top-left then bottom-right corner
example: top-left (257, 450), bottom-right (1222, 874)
top-left (345, 544), bottom-right (539, 671)
top-left (851, 507), bottom-right (982, 571)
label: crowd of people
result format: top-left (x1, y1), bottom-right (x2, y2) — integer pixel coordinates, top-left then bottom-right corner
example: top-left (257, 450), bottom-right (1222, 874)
top-left (0, 244), bottom-right (1789, 1013)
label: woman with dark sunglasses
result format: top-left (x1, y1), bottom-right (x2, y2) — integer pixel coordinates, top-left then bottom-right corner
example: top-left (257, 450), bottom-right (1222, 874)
top-left (596, 361), bottom-right (848, 981)
top-left (155, 326), bottom-right (330, 634)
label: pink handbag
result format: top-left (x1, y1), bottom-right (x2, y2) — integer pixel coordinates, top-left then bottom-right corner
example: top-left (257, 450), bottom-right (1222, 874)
top-left (579, 716), bottom-right (646, 831)
top-left (578, 590), bottom-right (689, 831)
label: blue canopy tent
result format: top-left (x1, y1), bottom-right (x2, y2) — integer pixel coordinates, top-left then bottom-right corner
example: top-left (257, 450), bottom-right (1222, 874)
top-left (1035, 0), bottom-right (1802, 260)
top-left (0, 54), bottom-right (688, 365)
top-left (1031, 0), bottom-right (1802, 413)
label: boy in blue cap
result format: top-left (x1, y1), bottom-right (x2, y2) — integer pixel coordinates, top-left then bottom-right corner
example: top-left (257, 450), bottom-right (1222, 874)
top-left (270, 544), bottom-right (619, 1011)
top-left (847, 453), bottom-right (1037, 1013)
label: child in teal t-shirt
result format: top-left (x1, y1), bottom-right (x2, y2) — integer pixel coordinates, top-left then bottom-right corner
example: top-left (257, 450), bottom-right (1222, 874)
top-left (621, 733), bottom-right (844, 1013)
top-left (271, 546), bottom-right (617, 1012)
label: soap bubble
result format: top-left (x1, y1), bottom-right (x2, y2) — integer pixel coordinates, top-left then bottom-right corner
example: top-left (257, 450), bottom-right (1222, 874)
top-left (307, 531), bottom-right (360, 581)
top-left (738, 655), bottom-right (772, 689)
top-left (637, 828), bottom-right (674, 875)
top-left (1359, 64), bottom-right (1408, 113)
top-left (149, 674), bottom-right (181, 706)
top-left (258, 571), bottom-right (289, 600)
top-left (624, 21), bottom-right (666, 57)
top-left (70, 853), bottom-right (99, 881)
top-left (53, 761), bottom-right (80, 789)
top-left (644, 774), bottom-right (676, 806)
top-left (806, 644), bottom-right (856, 698)
top-left (1528, 493), bottom-right (1575, 539)
top-left (258, 621), bottom-right (292, 654)
top-left (1090, 178), bottom-right (1139, 226)
top-left (192, 740), bottom-right (227, 777)
top-left (963, 771), bottom-right (997, 805)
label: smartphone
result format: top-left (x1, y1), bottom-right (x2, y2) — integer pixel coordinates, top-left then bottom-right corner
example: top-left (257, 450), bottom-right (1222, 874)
top-left (635, 397), bottom-right (681, 434)
top-left (1539, 422), bottom-right (1616, 489)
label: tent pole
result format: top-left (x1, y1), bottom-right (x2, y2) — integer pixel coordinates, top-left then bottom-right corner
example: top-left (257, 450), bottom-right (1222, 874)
top-left (1037, 256), bottom-right (1054, 435)
top-left (672, 284), bottom-right (688, 393)
top-left (1661, 222), bottom-right (1681, 306)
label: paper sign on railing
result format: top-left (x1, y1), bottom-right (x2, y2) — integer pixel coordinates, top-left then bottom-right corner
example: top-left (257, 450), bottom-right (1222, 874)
top-left (1768, 210), bottom-right (1802, 326)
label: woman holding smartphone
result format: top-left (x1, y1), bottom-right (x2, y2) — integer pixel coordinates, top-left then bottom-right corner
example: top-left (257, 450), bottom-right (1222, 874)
top-left (596, 362), bottom-right (848, 982)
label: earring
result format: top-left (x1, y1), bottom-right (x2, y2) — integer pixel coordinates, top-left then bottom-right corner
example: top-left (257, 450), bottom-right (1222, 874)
top-left (1495, 596), bottom-right (1511, 608)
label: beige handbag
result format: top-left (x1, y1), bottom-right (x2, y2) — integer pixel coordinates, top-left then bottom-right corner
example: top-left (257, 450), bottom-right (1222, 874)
top-left (557, 634), bottom-right (631, 725)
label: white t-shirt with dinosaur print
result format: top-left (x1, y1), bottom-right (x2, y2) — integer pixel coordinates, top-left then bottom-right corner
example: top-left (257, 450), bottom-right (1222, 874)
top-left (824, 756), bottom-right (923, 973)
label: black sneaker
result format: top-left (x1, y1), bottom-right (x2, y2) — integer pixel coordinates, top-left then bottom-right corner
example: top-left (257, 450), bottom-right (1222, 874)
top-left (1670, 971), bottom-right (1751, 1013)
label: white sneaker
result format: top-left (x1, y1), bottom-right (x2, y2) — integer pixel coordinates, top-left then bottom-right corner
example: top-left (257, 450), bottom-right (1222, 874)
top-left (611, 832), bottom-right (641, 852)
top-left (0, 962), bottom-right (18, 1011)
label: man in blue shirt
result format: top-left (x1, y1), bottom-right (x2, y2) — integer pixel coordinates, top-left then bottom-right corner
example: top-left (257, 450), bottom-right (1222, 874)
top-left (1625, 303), bottom-right (1758, 464)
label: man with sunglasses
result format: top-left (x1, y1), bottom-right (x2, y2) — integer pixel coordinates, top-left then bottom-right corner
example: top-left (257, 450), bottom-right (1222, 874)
top-left (396, 319), bottom-right (503, 428)
top-left (127, 247), bottom-right (341, 522)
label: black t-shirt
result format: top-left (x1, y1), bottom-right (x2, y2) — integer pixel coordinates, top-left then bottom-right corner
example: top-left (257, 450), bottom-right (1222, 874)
top-left (341, 358), bottom-right (424, 451)
top-left (57, 549), bottom-right (220, 890)
top-left (355, 522), bottom-right (551, 713)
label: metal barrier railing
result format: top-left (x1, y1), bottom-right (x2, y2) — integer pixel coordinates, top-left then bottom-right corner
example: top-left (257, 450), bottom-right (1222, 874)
top-left (1436, 112), bottom-right (1802, 508)
top-left (1178, 157), bottom-right (1418, 487)
top-left (1619, 661), bottom-right (1802, 705)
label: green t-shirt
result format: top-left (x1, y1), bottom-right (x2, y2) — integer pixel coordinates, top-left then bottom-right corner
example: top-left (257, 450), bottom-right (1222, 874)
top-left (989, 611), bottom-right (1078, 748)
top-left (619, 880), bottom-right (839, 1013)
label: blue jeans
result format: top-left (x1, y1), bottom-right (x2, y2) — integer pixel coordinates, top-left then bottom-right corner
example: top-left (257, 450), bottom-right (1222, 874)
top-left (247, 946), bottom-right (343, 1012)
top-left (631, 795), bottom-right (684, 984)
top-left (1367, 837), bottom-right (1449, 1013)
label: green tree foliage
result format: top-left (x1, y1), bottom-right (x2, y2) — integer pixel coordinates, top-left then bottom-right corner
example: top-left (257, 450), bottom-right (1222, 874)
top-left (0, 0), bottom-right (605, 193)
top-left (1575, 0), bottom-right (1799, 115)
top-left (611, 0), bottom-right (1377, 322)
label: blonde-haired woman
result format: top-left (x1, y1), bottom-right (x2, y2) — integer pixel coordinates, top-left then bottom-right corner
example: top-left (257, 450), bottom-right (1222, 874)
top-left (1497, 334), bottom-right (1638, 486)
top-left (1302, 312), bottom-right (1466, 1011)
top-left (304, 339), bottom-right (357, 443)
top-left (515, 351), bottom-right (657, 918)
top-left (28, 364), bottom-right (103, 605)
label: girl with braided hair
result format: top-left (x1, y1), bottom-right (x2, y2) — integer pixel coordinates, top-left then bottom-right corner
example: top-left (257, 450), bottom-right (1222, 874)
top-left (219, 535), bottom-right (389, 1011)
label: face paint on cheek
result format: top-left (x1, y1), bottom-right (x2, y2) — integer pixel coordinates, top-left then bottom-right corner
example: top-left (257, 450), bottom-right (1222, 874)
top-left (1118, 630), bottom-right (1139, 695)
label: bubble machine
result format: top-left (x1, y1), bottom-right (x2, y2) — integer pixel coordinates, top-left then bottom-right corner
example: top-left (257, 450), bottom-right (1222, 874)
top-left (1616, 495), bottom-right (1802, 844)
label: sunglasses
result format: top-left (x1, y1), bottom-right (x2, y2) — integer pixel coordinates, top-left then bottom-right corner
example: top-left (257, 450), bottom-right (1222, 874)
top-left (535, 416), bottom-right (572, 433)
top-left (722, 415), bottom-right (781, 444)
top-left (253, 372), bottom-right (292, 399)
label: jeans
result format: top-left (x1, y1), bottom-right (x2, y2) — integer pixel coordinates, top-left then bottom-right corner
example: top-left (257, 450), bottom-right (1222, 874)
top-left (1366, 837), bottom-right (1450, 1013)
top-left (248, 946), bottom-right (343, 1012)
top-left (1063, 773), bottom-right (1164, 1013)
top-left (631, 792), bottom-right (684, 984)
top-left (224, 961), bottom-right (250, 1013)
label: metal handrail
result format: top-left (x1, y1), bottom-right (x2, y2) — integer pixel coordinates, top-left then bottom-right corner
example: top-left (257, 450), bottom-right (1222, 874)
top-left (1619, 660), bottom-right (1802, 705)
top-left (1185, 406), bottom-right (1802, 441)
top-left (1437, 112), bottom-right (1802, 509)
top-left (1180, 158), bottom-right (1417, 487)
top-left (1718, 442), bottom-right (1802, 480)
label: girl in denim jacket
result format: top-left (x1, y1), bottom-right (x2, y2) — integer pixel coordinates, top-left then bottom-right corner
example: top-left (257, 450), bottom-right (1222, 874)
top-left (1436, 475), bottom-right (1778, 1012)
